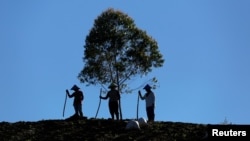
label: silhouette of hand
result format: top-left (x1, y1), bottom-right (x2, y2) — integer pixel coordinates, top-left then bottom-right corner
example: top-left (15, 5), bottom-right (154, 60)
top-left (66, 89), bottom-right (69, 93)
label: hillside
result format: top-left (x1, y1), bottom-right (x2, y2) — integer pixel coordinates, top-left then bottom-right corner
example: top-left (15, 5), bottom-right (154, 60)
top-left (0, 118), bottom-right (209, 141)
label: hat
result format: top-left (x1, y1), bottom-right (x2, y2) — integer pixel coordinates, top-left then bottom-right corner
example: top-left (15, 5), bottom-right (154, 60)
top-left (143, 84), bottom-right (151, 90)
top-left (108, 83), bottom-right (117, 89)
top-left (71, 85), bottom-right (80, 90)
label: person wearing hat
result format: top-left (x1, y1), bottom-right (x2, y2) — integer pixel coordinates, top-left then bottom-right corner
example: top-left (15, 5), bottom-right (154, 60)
top-left (138, 84), bottom-right (155, 122)
top-left (66, 84), bottom-right (84, 117)
top-left (100, 83), bottom-right (120, 120)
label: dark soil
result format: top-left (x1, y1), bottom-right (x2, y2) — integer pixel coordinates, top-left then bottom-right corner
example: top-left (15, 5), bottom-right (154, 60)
top-left (0, 118), bottom-right (209, 141)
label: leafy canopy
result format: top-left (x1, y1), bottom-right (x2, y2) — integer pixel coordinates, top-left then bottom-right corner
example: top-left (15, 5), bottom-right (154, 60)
top-left (78, 8), bottom-right (164, 92)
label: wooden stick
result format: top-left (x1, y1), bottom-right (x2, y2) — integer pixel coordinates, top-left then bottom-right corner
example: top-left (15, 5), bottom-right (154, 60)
top-left (63, 90), bottom-right (69, 117)
top-left (95, 88), bottom-right (102, 119)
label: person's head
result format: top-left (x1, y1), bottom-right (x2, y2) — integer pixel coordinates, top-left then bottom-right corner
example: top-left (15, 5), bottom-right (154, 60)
top-left (71, 84), bottom-right (80, 91)
top-left (143, 84), bottom-right (151, 92)
top-left (108, 83), bottom-right (117, 90)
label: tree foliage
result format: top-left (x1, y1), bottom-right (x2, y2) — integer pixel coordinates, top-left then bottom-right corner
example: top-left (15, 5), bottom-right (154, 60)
top-left (78, 8), bottom-right (164, 92)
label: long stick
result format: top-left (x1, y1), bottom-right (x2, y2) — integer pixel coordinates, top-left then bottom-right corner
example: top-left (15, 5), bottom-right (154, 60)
top-left (95, 88), bottom-right (102, 119)
top-left (63, 90), bottom-right (69, 117)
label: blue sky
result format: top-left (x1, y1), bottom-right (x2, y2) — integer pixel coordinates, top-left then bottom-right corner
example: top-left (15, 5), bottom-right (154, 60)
top-left (0, 0), bottom-right (249, 124)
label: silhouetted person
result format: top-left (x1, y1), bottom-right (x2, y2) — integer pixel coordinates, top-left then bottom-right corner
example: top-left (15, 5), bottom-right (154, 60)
top-left (100, 83), bottom-right (120, 120)
top-left (66, 84), bottom-right (84, 117)
top-left (139, 84), bottom-right (155, 122)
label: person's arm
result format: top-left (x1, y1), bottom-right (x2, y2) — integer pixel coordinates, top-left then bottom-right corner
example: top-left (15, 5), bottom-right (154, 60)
top-left (100, 92), bottom-right (109, 100)
top-left (138, 90), bottom-right (145, 100)
top-left (66, 89), bottom-right (73, 98)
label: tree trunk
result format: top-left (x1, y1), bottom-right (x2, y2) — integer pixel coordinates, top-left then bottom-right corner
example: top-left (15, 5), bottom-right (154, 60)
top-left (114, 39), bottom-right (123, 120)
top-left (137, 93), bottom-right (139, 120)
top-left (116, 72), bottom-right (123, 120)
top-left (119, 98), bottom-right (122, 120)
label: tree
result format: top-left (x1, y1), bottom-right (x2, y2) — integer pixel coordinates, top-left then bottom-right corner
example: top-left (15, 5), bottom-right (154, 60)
top-left (78, 8), bottom-right (164, 119)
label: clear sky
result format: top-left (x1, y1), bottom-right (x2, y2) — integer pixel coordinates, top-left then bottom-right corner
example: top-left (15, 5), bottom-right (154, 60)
top-left (0, 0), bottom-right (249, 124)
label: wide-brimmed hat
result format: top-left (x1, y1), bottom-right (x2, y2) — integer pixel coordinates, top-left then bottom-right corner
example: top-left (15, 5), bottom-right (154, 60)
top-left (71, 84), bottom-right (80, 90)
top-left (108, 83), bottom-right (117, 89)
top-left (143, 84), bottom-right (151, 90)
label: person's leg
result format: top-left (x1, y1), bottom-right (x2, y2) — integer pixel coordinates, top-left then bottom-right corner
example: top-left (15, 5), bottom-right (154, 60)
top-left (109, 102), bottom-right (114, 120)
top-left (113, 101), bottom-right (119, 120)
top-left (79, 104), bottom-right (83, 117)
top-left (150, 106), bottom-right (155, 121)
top-left (74, 105), bottom-right (78, 116)
top-left (146, 107), bottom-right (150, 121)
top-left (147, 106), bottom-right (155, 122)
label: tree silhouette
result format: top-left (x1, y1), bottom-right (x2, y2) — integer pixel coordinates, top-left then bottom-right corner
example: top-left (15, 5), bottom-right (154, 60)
top-left (78, 8), bottom-right (164, 119)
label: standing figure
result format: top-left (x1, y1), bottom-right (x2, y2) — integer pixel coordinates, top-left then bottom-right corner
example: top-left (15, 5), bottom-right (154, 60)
top-left (66, 84), bottom-right (84, 117)
top-left (100, 83), bottom-right (120, 120)
top-left (139, 84), bottom-right (155, 122)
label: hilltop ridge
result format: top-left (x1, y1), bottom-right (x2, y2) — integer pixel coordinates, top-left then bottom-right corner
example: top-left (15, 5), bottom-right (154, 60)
top-left (0, 118), bottom-right (209, 141)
